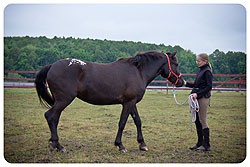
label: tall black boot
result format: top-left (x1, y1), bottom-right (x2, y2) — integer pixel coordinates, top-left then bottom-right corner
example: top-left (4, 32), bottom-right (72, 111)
top-left (189, 113), bottom-right (203, 150)
top-left (197, 128), bottom-right (211, 151)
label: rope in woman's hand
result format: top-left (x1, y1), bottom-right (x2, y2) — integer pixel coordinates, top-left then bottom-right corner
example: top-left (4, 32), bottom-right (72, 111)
top-left (172, 86), bottom-right (199, 132)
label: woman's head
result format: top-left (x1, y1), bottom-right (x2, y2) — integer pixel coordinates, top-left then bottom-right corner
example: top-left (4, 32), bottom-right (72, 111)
top-left (196, 53), bottom-right (209, 67)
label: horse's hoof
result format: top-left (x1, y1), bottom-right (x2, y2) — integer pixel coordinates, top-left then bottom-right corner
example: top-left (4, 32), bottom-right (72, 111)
top-left (48, 141), bottom-right (66, 153)
top-left (119, 148), bottom-right (128, 153)
top-left (49, 142), bottom-right (56, 152)
top-left (139, 146), bottom-right (148, 151)
top-left (58, 147), bottom-right (67, 153)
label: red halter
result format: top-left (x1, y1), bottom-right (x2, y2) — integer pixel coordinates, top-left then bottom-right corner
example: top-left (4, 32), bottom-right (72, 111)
top-left (163, 53), bottom-right (182, 85)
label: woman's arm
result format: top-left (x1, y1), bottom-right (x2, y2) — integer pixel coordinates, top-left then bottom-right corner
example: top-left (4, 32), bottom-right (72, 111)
top-left (185, 81), bottom-right (195, 88)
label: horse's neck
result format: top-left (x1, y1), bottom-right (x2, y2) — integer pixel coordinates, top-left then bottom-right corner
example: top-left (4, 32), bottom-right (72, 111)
top-left (141, 61), bottom-right (164, 86)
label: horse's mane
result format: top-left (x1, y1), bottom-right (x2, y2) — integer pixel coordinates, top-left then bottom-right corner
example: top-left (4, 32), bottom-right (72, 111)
top-left (127, 51), bottom-right (163, 70)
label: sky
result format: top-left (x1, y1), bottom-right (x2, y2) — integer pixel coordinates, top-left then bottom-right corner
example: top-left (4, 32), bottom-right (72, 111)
top-left (4, 4), bottom-right (246, 54)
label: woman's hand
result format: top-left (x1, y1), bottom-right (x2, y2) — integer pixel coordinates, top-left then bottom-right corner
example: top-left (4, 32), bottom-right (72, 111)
top-left (191, 93), bottom-right (197, 100)
top-left (184, 80), bottom-right (186, 86)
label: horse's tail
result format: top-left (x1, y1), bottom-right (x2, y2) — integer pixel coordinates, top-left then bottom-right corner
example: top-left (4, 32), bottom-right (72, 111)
top-left (35, 64), bottom-right (54, 108)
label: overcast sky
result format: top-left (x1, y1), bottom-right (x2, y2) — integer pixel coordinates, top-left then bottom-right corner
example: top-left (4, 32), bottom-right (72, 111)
top-left (4, 4), bottom-right (246, 54)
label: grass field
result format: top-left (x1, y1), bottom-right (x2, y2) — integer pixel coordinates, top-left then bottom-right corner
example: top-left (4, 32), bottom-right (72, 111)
top-left (4, 88), bottom-right (246, 163)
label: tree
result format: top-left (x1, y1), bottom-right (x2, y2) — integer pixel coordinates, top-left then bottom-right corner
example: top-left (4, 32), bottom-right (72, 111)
top-left (4, 36), bottom-right (246, 78)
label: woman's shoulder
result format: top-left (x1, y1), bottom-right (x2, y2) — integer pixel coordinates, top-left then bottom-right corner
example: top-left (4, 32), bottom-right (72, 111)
top-left (201, 64), bottom-right (212, 74)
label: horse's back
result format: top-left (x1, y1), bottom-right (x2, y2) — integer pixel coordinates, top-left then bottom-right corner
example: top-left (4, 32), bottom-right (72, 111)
top-left (46, 58), bottom-right (145, 105)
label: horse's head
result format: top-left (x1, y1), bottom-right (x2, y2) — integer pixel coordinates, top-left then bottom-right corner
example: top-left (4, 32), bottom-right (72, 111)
top-left (160, 52), bottom-right (184, 87)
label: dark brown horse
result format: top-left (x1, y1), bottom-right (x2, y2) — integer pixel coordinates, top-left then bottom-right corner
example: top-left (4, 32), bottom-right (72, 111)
top-left (35, 51), bottom-right (184, 152)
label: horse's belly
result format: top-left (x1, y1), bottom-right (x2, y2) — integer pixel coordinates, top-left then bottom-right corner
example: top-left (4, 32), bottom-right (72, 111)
top-left (77, 96), bottom-right (121, 105)
top-left (76, 90), bottom-right (122, 105)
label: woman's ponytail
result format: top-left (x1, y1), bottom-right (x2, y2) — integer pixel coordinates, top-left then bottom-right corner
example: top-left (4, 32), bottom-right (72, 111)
top-left (208, 62), bottom-right (212, 72)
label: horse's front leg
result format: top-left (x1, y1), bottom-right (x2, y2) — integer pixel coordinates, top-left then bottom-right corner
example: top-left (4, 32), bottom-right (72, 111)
top-left (114, 102), bottom-right (132, 152)
top-left (131, 105), bottom-right (148, 151)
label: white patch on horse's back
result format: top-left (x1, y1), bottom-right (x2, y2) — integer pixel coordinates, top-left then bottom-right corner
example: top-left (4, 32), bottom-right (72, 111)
top-left (66, 58), bottom-right (86, 66)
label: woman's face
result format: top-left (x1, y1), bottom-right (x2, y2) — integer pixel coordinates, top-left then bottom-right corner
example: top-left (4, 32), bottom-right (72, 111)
top-left (196, 56), bottom-right (207, 67)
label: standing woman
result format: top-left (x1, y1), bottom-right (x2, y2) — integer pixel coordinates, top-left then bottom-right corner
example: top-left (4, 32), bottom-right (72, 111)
top-left (184, 53), bottom-right (213, 151)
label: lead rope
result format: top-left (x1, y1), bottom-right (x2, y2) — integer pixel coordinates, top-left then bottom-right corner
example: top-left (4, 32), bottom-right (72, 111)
top-left (172, 86), bottom-right (199, 132)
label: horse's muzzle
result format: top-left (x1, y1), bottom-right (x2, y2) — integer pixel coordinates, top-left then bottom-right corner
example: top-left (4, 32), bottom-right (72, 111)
top-left (175, 78), bottom-right (185, 87)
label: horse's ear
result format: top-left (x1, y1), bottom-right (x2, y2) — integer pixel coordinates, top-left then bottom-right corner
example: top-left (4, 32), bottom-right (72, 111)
top-left (166, 52), bottom-right (177, 58)
top-left (171, 51), bottom-right (177, 57)
top-left (166, 52), bottom-right (171, 56)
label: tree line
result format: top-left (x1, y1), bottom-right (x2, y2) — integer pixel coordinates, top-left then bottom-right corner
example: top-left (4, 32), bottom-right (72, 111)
top-left (4, 36), bottom-right (246, 79)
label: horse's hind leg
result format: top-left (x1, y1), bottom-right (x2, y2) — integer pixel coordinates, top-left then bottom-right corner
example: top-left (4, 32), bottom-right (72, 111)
top-left (45, 98), bottom-right (74, 152)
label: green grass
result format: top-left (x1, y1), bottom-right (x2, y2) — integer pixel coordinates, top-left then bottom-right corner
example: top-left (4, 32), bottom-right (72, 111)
top-left (4, 88), bottom-right (246, 163)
